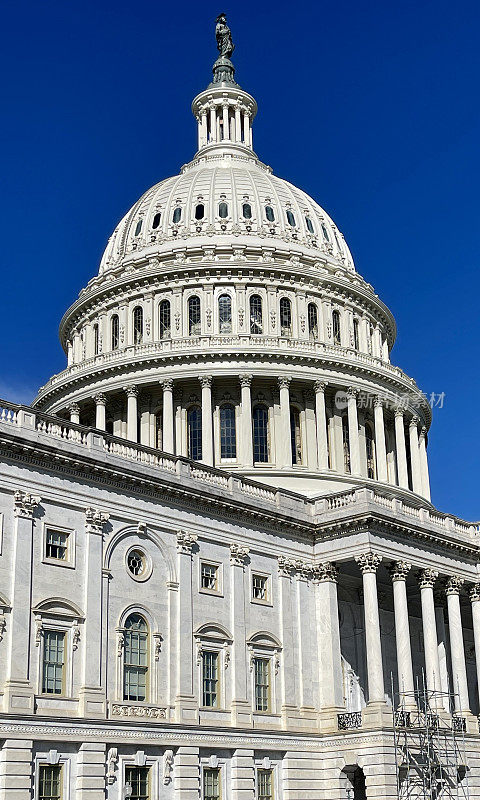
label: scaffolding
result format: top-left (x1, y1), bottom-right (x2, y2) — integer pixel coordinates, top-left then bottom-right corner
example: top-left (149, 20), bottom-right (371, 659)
top-left (392, 673), bottom-right (470, 799)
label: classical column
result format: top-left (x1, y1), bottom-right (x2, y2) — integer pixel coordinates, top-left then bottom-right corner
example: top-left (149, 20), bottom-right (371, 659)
top-left (394, 408), bottom-right (409, 489)
top-left (69, 402), bottom-right (80, 425)
top-left (209, 104), bottom-right (216, 143)
top-left (230, 544), bottom-right (251, 726)
top-left (445, 577), bottom-right (470, 714)
top-left (222, 103), bottom-right (229, 139)
top-left (373, 397), bottom-right (388, 482)
top-left (199, 376), bottom-right (213, 466)
top-left (418, 569), bottom-right (442, 707)
top-left (79, 507), bottom-right (110, 717)
top-left (419, 426), bottom-right (431, 501)
top-left (355, 553), bottom-right (385, 706)
top-left (278, 377), bottom-right (292, 468)
top-left (124, 385), bottom-right (138, 442)
top-left (175, 531), bottom-right (198, 720)
top-left (390, 561), bottom-right (415, 708)
top-left (315, 563), bottom-right (344, 731)
top-left (469, 584), bottom-right (480, 711)
top-left (239, 374), bottom-right (253, 466)
top-left (278, 557), bottom-right (298, 724)
top-left (4, 491), bottom-right (41, 713)
top-left (162, 379), bottom-right (175, 453)
top-left (347, 388), bottom-right (361, 475)
top-left (295, 562), bottom-right (315, 713)
top-left (244, 112), bottom-right (251, 147)
top-left (409, 416), bottom-right (422, 494)
top-left (314, 381), bottom-right (329, 470)
top-left (94, 393), bottom-right (107, 431)
top-left (234, 105), bottom-right (242, 142)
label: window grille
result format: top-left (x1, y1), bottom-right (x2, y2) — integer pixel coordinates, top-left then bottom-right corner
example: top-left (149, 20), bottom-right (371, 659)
top-left (201, 563), bottom-right (218, 591)
top-left (279, 297), bottom-right (292, 336)
top-left (252, 405), bottom-right (269, 463)
top-left (188, 296), bottom-right (201, 336)
top-left (308, 302), bottom-right (318, 340)
top-left (39, 765), bottom-right (62, 800)
top-left (187, 406), bottom-right (202, 460)
top-left (218, 294), bottom-right (232, 333)
top-left (250, 294), bottom-right (263, 334)
top-left (332, 310), bottom-right (341, 345)
top-left (290, 407), bottom-right (302, 465)
top-left (125, 766), bottom-right (149, 800)
top-left (123, 614), bottom-right (148, 702)
top-left (42, 630), bottom-right (65, 695)
top-left (45, 529), bottom-right (68, 560)
top-left (342, 416), bottom-right (351, 473)
top-left (202, 651), bottom-right (219, 707)
top-left (254, 657), bottom-right (270, 711)
top-left (257, 769), bottom-right (273, 800)
top-left (203, 768), bottom-right (220, 800)
top-left (252, 574), bottom-right (268, 601)
top-left (159, 299), bottom-right (171, 339)
top-left (133, 307), bottom-right (143, 345)
top-left (111, 314), bottom-right (119, 350)
top-left (220, 404), bottom-right (236, 458)
top-left (365, 423), bottom-right (376, 479)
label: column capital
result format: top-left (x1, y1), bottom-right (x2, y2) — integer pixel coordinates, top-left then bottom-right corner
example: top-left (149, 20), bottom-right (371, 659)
top-left (419, 426), bottom-right (427, 440)
top-left (230, 543), bottom-right (250, 566)
top-left (199, 375), bottom-right (212, 389)
top-left (123, 385), bottom-right (139, 398)
top-left (389, 560), bottom-right (411, 582)
top-left (418, 568), bottom-right (438, 589)
top-left (94, 393), bottom-right (107, 406)
top-left (85, 507), bottom-right (110, 535)
top-left (394, 406), bottom-right (405, 419)
top-left (239, 373), bottom-right (252, 388)
top-left (409, 414), bottom-right (420, 428)
top-left (161, 378), bottom-right (174, 391)
top-left (277, 376), bottom-right (291, 390)
top-left (177, 530), bottom-right (198, 554)
top-left (373, 395), bottom-right (385, 409)
top-left (347, 386), bottom-right (359, 399)
top-left (314, 380), bottom-right (328, 394)
top-left (68, 402), bottom-right (80, 414)
top-left (13, 490), bottom-right (41, 519)
top-left (355, 552), bottom-right (382, 574)
top-left (469, 583), bottom-right (480, 602)
top-left (314, 562), bottom-right (338, 583)
top-left (278, 555), bottom-right (297, 576)
top-left (446, 576), bottom-right (465, 596)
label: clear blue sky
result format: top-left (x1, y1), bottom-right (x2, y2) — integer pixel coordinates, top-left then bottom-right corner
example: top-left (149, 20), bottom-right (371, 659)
top-left (1, 1), bottom-right (479, 519)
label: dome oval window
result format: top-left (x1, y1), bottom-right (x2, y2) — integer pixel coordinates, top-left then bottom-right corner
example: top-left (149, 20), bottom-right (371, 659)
top-left (286, 209), bottom-right (296, 227)
top-left (305, 216), bottom-right (314, 234)
top-left (152, 212), bottom-right (161, 229)
top-left (265, 205), bottom-right (275, 222)
top-left (173, 207), bottom-right (182, 224)
top-left (321, 223), bottom-right (330, 242)
top-left (134, 219), bottom-right (143, 236)
top-left (195, 204), bottom-right (205, 220)
top-left (218, 201), bottom-right (228, 219)
top-left (242, 203), bottom-right (252, 219)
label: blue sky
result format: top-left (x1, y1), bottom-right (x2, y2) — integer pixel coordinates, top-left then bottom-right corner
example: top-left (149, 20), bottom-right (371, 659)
top-left (1, 1), bottom-right (479, 519)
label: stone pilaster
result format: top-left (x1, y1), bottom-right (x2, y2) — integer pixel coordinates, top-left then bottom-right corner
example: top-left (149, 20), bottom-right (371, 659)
top-left (175, 531), bottom-right (198, 721)
top-left (278, 556), bottom-right (298, 724)
top-left (76, 742), bottom-right (106, 799)
top-left (314, 562), bottom-right (344, 732)
top-left (231, 749), bottom-right (255, 800)
top-left (0, 739), bottom-right (33, 800)
top-left (230, 543), bottom-right (252, 726)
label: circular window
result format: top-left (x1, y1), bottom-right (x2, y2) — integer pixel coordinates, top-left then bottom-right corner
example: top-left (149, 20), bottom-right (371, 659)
top-left (125, 547), bottom-right (151, 581)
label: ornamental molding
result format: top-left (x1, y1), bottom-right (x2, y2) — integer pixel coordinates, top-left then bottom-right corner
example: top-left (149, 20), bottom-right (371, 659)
top-left (278, 555), bottom-right (297, 576)
top-left (13, 490), bottom-right (41, 519)
top-left (313, 562), bottom-right (338, 583)
top-left (355, 552), bottom-right (382, 574)
top-left (106, 747), bottom-right (118, 784)
top-left (94, 393), bottom-right (107, 405)
top-left (111, 704), bottom-right (167, 719)
top-left (176, 530), bottom-right (198, 554)
top-left (85, 507), bottom-right (110, 535)
top-left (389, 560), bottom-right (411, 582)
top-left (445, 576), bottom-right (465, 596)
top-left (469, 583), bottom-right (480, 602)
top-left (230, 542), bottom-right (250, 565)
top-left (418, 568), bottom-right (438, 589)
top-left (153, 632), bottom-right (163, 661)
top-left (123, 385), bottom-right (139, 398)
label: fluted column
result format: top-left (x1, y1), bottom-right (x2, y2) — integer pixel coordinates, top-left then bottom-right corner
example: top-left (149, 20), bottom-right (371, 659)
top-left (243, 112), bottom-right (251, 147)
top-left (347, 388), bottom-right (361, 475)
top-left (94, 393), bottom-right (106, 431)
top-left (124, 385), bottom-right (138, 442)
top-left (418, 569), bottom-right (442, 707)
top-left (390, 561), bottom-right (415, 708)
top-left (419, 426), bottom-right (431, 501)
top-left (222, 103), bottom-right (229, 139)
top-left (315, 563), bottom-right (344, 730)
top-left (234, 105), bottom-right (241, 142)
top-left (314, 381), bottom-right (329, 470)
top-left (199, 376), bottom-right (213, 466)
top-left (469, 584), bottom-right (480, 711)
top-left (446, 577), bottom-right (470, 714)
top-left (69, 402), bottom-right (80, 425)
top-left (209, 104), bottom-right (216, 143)
top-left (409, 416), bottom-right (422, 494)
top-left (278, 377), bottom-right (291, 468)
top-left (394, 409), bottom-right (409, 489)
top-left (355, 553), bottom-right (385, 705)
top-left (373, 397), bottom-right (388, 482)
top-left (239, 374), bottom-right (253, 466)
top-left (162, 379), bottom-right (174, 453)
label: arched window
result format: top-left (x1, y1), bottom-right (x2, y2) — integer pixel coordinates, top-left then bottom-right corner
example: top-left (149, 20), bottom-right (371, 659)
top-left (252, 405), bottom-right (269, 463)
top-left (218, 294), bottom-right (232, 334)
top-left (195, 203), bottom-right (205, 220)
top-left (111, 315), bottom-right (119, 350)
top-left (133, 306), bottom-right (143, 345)
top-left (286, 209), bottom-right (296, 227)
top-left (305, 216), bottom-right (315, 234)
top-left (265, 205), bottom-right (275, 222)
top-left (159, 299), bottom-right (171, 340)
top-left (218, 201), bottom-right (228, 219)
top-left (123, 613), bottom-right (148, 702)
top-left (134, 219), bottom-right (143, 236)
top-left (250, 294), bottom-right (263, 334)
top-left (308, 303), bottom-right (318, 340)
top-left (152, 212), bottom-right (161, 229)
top-left (187, 406), bottom-right (202, 461)
top-left (332, 310), bottom-right (341, 345)
top-left (342, 416), bottom-right (350, 473)
top-left (321, 222), bottom-right (330, 242)
top-left (290, 407), bottom-right (302, 465)
top-left (365, 422), bottom-right (375, 479)
top-left (172, 207), bottom-right (181, 224)
top-left (93, 323), bottom-right (99, 355)
top-left (353, 318), bottom-right (360, 351)
top-left (280, 297), bottom-right (292, 337)
top-left (188, 296), bottom-right (201, 336)
top-left (242, 202), bottom-right (252, 219)
top-left (220, 404), bottom-right (236, 459)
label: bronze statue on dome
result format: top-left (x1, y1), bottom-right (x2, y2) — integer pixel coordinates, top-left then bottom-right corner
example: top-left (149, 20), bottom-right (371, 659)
top-left (215, 14), bottom-right (235, 59)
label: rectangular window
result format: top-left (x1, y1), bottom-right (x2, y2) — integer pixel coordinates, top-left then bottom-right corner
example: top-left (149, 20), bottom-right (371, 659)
top-left (201, 563), bottom-right (219, 591)
top-left (45, 528), bottom-right (69, 561)
top-left (254, 657), bottom-right (270, 712)
top-left (125, 766), bottom-right (149, 800)
top-left (42, 630), bottom-right (65, 695)
top-left (39, 764), bottom-right (62, 800)
top-left (257, 769), bottom-right (273, 800)
top-left (203, 767), bottom-right (220, 800)
top-left (123, 627), bottom-right (148, 702)
top-left (252, 574), bottom-right (268, 601)
top-left (202, 650), bottom-right (219, 707)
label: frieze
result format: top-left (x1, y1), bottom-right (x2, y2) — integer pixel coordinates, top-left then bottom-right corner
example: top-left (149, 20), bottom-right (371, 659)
top-left (111, 704), bottom-right (167, 719)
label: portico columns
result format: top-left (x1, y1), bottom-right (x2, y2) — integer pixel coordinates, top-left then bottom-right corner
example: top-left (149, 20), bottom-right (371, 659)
top-left (315, 563), bottom-right (344, 731)
top-left (419, 426), bottom-right (431, 500)
top-left (394, 409), bottom-right (409, 489)
top-left (373, 397), bottom-right (388, 482)
top-left (469, 584), bottom-right (480, 710)
top-left (314, 381), bottom-right (329, 470)
top-left (162, 379), bottom-right (175, 453)
top-left (94, 393), bottom-right (106, 431)
top-left (409, 416), bottom-right (422, 494)
top-left (347, 388), bottom-right (361, 475)
top-left (199, 376), bottom-right (213, 466)
top-left (418, 569), bottom-right (442, 707)
top-left (239, 375), bottom-right (253, 466)
top-left (124, 385), bottom-right (138, 442)
top-left (390, 561), bottom-right (415, 708)
top-left (278, 377), bottom-right (292, 468)
top-left (445, 577), bottom-right (470, 714)
top-left (69, 402), bottom-right (80, 425)
top-left (355, 553), bottom-right (386, 708)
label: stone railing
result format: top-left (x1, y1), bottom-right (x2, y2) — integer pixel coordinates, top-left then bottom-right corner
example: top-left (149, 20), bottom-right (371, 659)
top-left (36, 335), bottom-right (420, 397)
top-left (337, 711), bottom-right (362, 730)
